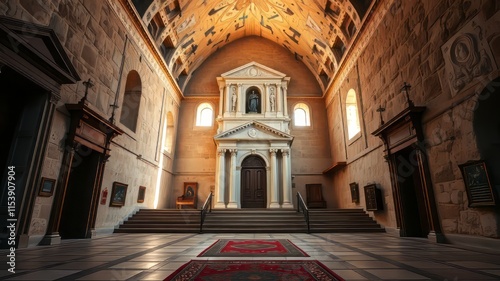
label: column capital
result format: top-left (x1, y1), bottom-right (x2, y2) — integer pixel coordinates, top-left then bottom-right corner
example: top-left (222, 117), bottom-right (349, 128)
top-left (269, 148), bottom-right (278, 155)
top-left (229, 149), bottom-right (237, 155)
top-left (281, 148), bottom-right (290, 156)
top-left (218, 148), bottom-right (226, 155)
top-left (237, 83), bottom-right (243, 87)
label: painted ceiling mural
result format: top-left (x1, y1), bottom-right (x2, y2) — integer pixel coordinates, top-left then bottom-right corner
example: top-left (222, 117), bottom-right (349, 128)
top-left (130, 0), bottom-right (376, 91)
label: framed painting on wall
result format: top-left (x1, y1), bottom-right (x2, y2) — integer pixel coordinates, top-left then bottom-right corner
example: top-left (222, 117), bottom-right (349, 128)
top-left (39, 177), bottom-right (56, 197)
top-left (137, 186), bottom-right (146, 203)
top-left (459, 160), bottom-right (496, 207)
top-left (110, 182), bottom-right (128, 207)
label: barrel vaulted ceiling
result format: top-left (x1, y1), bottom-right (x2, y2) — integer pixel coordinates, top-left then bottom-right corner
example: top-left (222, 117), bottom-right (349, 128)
top-left (129, 0), bottom-right (376, 92)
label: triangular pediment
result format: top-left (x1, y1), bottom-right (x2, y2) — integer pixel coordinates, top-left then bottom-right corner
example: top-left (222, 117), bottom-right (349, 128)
top-left (0, 16), bottom-right (80, 85)
top-left (214, 121), bottom-right (293, 142)
top-left (221, 61), bottom-right (286, 79)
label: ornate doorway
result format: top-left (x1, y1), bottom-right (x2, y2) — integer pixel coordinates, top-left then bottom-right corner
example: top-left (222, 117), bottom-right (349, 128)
top-left (241, 156), bottom-right (267, 208)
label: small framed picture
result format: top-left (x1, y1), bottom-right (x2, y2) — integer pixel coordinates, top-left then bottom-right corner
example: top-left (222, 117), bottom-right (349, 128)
top-left (39, 177), bottom-right (56, 197)
top-left (137, 186), bottom-right (146, 203)
top-left (459, 160), bottom-right (496, 207)
top-left (110, 181), bottom-right (128, 207)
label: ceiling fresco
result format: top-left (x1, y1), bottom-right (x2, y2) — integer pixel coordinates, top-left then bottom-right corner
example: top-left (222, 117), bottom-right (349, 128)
top-left (130, 0), bottom-right (376, 91)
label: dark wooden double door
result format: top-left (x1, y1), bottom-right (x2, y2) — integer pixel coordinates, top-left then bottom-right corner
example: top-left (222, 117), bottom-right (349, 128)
top-left (241, 156), bottom-right (267, 208)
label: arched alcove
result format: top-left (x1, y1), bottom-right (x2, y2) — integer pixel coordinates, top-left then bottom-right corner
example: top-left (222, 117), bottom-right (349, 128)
top-left (473, 77), bottom-right (500, 194)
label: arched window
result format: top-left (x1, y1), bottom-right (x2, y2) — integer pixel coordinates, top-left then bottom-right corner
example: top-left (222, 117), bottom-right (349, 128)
top-left (294, 103), bottom-right (311, 126)
top-left (163, 112), bottom-right (175, 153)
top-left (346, 89), bottom-right (361, 139)
top-left (196, 103), bottom-right (213, 127)
top-left (120, 70), bottom-right (142, 132)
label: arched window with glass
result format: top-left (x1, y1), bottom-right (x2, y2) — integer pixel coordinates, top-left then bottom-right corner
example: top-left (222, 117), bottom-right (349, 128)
top-left (294, 103), bottom-right (311, 127)
top-left (196, 103), bottom-right (214, 127)
top-left (346, 89), bottom-right (361, 140)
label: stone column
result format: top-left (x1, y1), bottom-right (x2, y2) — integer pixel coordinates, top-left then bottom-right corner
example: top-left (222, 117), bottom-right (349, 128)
top-left (227, 149), bottom-right (238, 208)
top-left (281, 149), bottom-right (293, 208)
top-left (269, 149), bottom-right (280, 208)
top-left (264, 83), bottom-right (269, 113)
top-left (214, 148), bottom-right (226, 208)
top-left (282, 84), bottom-right (288, 116)
top-left (225, 84), bottom-right (232, 113)
top-left (276, 84), bottom-right (283, 117)
top-left (237, 83), bottom-right (243, 115)
top-left (218, 86), bottom-right (224, 117)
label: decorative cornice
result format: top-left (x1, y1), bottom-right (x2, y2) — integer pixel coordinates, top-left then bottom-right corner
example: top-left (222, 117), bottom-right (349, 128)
top-left (214, 120), bottom-right (293, 139)
top-left (324, 0), bottom-right (395, 106)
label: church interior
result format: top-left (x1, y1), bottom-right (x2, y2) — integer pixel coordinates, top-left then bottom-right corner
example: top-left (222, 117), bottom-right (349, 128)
top-left (1, 0), bottom-right (500, 280)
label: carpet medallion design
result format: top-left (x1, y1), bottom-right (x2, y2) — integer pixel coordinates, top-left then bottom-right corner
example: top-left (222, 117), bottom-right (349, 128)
top-left (197, 239), bottom-right (309, 257)
top-left (164, 260), bottom-right (345, 281)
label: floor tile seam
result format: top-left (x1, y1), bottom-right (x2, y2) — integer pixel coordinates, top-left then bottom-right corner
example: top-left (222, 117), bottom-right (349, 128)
top-left (311, 234), bottom-right (452, 281)
top-left (6, 234), bottom-right (199, 281)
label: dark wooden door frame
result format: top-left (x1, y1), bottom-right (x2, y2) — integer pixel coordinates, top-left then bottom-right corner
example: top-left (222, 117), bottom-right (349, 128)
top-left (373, 105), bottom-right (444, 242)
top-left (0, 16), bottom-right (80, 248)
top-left (240, 155), bottom-right (267, 208)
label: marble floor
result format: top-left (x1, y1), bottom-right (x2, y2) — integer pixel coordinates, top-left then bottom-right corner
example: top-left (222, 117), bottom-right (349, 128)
top-left (1, 232), bottom-right (500, 280)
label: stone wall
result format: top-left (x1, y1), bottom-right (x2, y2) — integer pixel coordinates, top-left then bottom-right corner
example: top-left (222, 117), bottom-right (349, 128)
top-left (1, 0), bottom-right (181, 244)
top-left (172, 97), bottom-right (218, 208)
top-left (326, 0), bottom-right (500, 239)
top-left (183, 36), bottom-right (323, 97)
top-left (179, 39), bottom-right (333, 207)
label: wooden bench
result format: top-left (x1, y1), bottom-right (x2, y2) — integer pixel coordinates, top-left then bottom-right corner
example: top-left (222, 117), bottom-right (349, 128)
top-left (176, 182), bottom-right (198, 209)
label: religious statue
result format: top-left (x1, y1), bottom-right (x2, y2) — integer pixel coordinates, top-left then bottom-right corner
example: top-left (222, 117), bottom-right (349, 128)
top-left (270, 88), bottom-right (276, 112)
top-left (247, 90), bottom-right (259, 113)
top-left (231, 86), bottom-right (237, 112)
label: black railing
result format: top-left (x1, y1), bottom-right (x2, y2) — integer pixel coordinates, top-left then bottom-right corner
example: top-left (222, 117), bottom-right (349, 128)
top-left (199, 192), bottom-right (213, 233)
top-left (296, 192), bottom-right (310, 233)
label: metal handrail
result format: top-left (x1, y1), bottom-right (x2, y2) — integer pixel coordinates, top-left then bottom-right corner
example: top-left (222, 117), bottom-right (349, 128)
top-left (199, 192), bottom-right (213, 233)
top-left (296, 192), bottom-right (310, 233)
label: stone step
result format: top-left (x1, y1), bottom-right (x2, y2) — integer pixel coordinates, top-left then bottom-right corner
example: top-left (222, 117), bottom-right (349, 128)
top-left (114, 208), bottom-right (385, 234)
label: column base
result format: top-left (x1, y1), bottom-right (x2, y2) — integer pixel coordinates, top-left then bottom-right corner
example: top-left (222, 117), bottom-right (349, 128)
top-left (214, 202), bottom-right (226, 209)
top-left (39, 233), bottom-right (61, 245)
top-left (269, 202), bottom-right (280, 208)
top-left (226, 202), bottom-right (238, 208)
top-left (427, 231), bottom-right (446, 243)
top-left (281, 202), bottom-right (294, 209)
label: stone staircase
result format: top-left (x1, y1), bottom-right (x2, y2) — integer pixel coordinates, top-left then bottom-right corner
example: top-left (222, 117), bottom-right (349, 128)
top-left (114, 209), bottom-right (201, 233)
top-left (114, 208), bottom-right (385, 233)
top-left (202, 209), bottom-right (307, 233)
top-left (308, 209), bottom-right (385, 233)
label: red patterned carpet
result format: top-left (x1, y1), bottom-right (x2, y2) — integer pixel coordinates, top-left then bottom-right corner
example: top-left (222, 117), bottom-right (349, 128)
top-left (164, 260), bottom-right (345, 281)
top-left (197, 239), bottom-right (309, 257)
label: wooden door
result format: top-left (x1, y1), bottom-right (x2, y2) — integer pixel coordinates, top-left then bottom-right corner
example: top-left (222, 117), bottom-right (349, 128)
top-left (241, 156), bottom-right (266, 208)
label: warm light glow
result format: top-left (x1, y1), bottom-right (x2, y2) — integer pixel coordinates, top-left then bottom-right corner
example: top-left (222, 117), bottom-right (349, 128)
top-left (154, 120), bottom-right (167, 209)
top-left (196, 103), bottom-right (213, 126)
top-left (294, 103), bottom-right (310, 126)
top-left (346, 89), bottom-right (361, 139)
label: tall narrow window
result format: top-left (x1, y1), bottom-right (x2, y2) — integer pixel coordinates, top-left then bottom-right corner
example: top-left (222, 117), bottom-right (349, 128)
top-left (294, 103), bottom-right (311, 126)
top-left (164, 112), bottom-right (175, 153)
top-left (346, 89), bottom-right (361, 139)
top-left (196, 103), bottom-right (213, 127)
top-left (120, 70), bottom-right (142, 132)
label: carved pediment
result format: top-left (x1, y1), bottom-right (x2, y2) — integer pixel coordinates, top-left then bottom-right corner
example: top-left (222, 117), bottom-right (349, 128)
top-left (214, 121), bottom-right (293, 142)
top-left (221, 61), bottom-right (286, 79)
